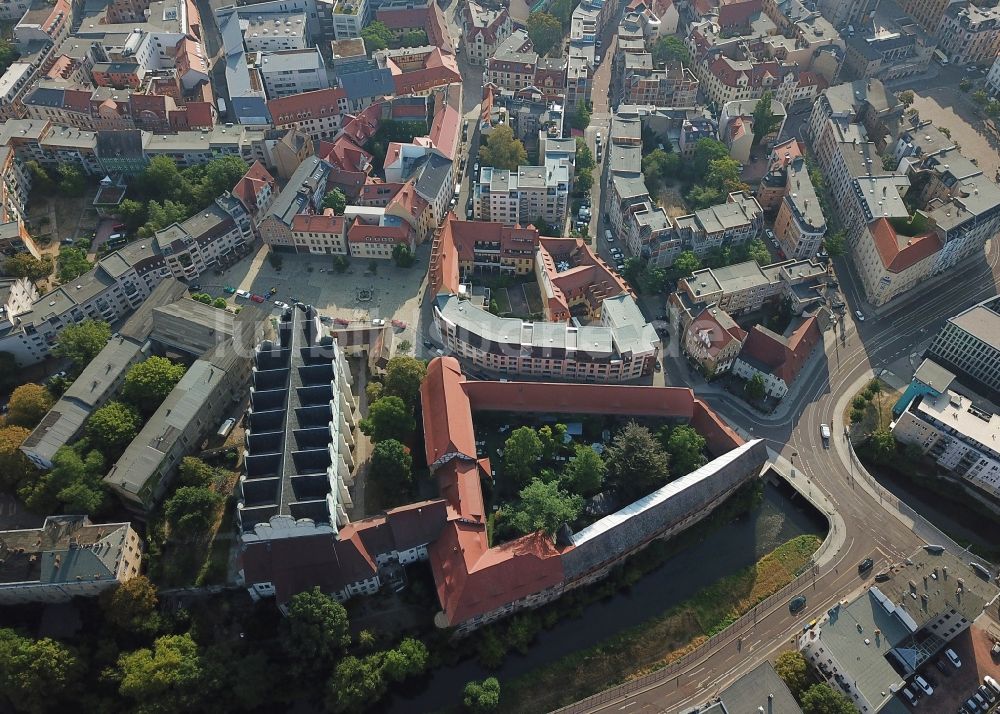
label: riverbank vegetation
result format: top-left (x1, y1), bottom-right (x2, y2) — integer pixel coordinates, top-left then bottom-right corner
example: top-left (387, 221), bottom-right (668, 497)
top-left (499, 533), bottom-right (822, 712)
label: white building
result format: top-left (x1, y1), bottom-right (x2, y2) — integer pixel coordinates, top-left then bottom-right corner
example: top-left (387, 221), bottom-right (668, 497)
top-left (893, 390), bottom-right (1000, 503)
top-left (256, 47), bottom-right (329, 100)
top-left (153, 194), bottom-right (255, 281)
top-left (242, 13), bottom-right (308, 52)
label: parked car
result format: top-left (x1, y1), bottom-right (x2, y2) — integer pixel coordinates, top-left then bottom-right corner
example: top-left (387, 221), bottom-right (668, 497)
top-left (945, 648), bottom-right (962, 668)
top-left (391, 319), bottom-right (407, 329)
top-left (934, 658), bottom-right (950, 676)
top-left (188, 284), bottom-right (201, 292)
top-left (913, 675), bottom-right (933, 696)
top-left (236, 290), bottom-right (251, 299)
top-left (371, 318), bottom-right (386, 327)
top-left (858, 557), bottom-right (874, 573)
top-left (789, 595), bottom-right (806, 613)
top-left (984, 675), bottom-right (1000, 693)
top-left (334, 317), bottom-right (350, 326)
top-left (223, 286), bottom-right (236, 294)
top-left (273, 301), bottom-right (290, 310)
top-left (978, 685), bottom-right (996, 705)
top-left (900, 686), bottom-right (918, 706)
top-left (423, 339), bottom-right (434, 349)
top-left (250, 294), bottom-right (265, 303)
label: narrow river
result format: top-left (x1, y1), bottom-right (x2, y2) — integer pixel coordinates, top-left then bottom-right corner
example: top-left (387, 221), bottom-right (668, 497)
top-left (380, 480), bottom-right (828, 713)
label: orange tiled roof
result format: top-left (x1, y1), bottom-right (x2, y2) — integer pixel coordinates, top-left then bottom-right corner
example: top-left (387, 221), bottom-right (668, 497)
top-left (870, 217), bottom-right (942, 272)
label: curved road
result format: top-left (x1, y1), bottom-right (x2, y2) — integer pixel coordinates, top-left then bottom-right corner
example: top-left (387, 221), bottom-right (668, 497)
top-left (575, 240), bottom-right (1000, 713)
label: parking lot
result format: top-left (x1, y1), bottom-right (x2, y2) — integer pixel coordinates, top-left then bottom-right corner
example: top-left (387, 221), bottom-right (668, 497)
top-left (193, 244), bottom-right (429, 352)
top-left (897, 621), bottom-right (1000, 712)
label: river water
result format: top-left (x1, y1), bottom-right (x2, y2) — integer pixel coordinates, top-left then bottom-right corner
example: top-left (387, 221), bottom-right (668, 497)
top-left (381, 480), bottom-right (827, 713)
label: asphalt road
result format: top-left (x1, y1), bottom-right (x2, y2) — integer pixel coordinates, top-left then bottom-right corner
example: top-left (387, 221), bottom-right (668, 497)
top-left (572, 237), bottom-right (1000, 713)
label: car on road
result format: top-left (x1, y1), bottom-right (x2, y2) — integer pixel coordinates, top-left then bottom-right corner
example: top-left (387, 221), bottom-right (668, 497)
top-left (371, 318), bottom-right (386, 327)
top-left (820, 423), bottom-right (830, 446)
top-left (653, 361), bottom-right (661, 372)
top-left (858, 557), bottom-right (874, 573)
top-left (273, 301), bottom-right (290, 310)
top-left (188, 284), bottom-right (201, 292)
top-left (855, 310), bottom-right (865, 321)
top-left (423, 339), bottom-right (434, 349)
top-left (236, 290), bottom-right (251, 299)
top-left (789, 595), bottom-right (806, 613)
top-left (223, 286), bottom-right (236, 294)
top-left (250, 294), bottom-right (265, 303)
top-left (913, 675), bottom-right (933, 696)
top-left (945, 648), bottom-right (961, 668)
top-left (334, 317), bottom-right (350, 326)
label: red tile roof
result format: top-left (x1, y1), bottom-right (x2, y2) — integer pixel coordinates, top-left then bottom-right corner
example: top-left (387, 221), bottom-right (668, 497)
top-left (268, 87), bottom-right (346, 125)
top-left (429, 215), bottom-right (540, 296)
top-left (319, 135), bottom-right (373, 174)
top-left (869, 217), bottom-right (942, 272)
top-left (376, 2), bottom-right (452, 52)
top-left (292, 209), bottom-right (345, 234)
top-left (688, 307), bottom-right (747, 357)
top-left (718, 0), bottom-right (761, 28)
top-left (232, 161), bottom-right (277, 215)
top-left (740, 316), bottom-right (822, 385)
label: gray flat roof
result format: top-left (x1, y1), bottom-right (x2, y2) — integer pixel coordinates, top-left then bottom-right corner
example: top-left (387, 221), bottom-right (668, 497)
top-left (948, 295), bottom-right (1000, 349)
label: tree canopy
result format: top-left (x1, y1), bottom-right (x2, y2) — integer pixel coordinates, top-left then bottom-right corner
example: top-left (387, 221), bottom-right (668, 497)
top-left (281, 587), bottom-right (351, 670)
top-left (560, 444), bottom-right (606, 496)
top-left (6, 383), bottom-right (54, 428)
top-left (569, 101), bottom-right (591, 131)
top-left (464, 677), bottom-right (501, 713)
top-left (823, 230), bottom-right (846, 257)
top-left (177, 456), bottom-right (218, 488)
top-left (381, 356), bottom-right (426, 409)
top-left (359, 396), bottom-right (415, 443)
top-left (322, 189), bottom-right (347, 215)
top-left (86, 401), bottom-right (141, 455)
top-left (605, 422), bottom-right (671, 500)
top-left (774, 650), bottom-right (808, 697)
top-left (744, 373), bottom-right (766, 401)
top-left (370, 439), bottom-right (413, 506)
top-left (56, 246), bottom-right (93, 283)
top-left (479, 125), bottom-right (528, 171)
top-left (100, 575), bottom-right (160, 635)
top-left (509, 478), bottom-right (583, 537)
top-left (19, 444), bottom-right (107, 515)
top-left (115, 633), bottom-right (204, 714)
top-left (53, 319), bottom-right (111, 372)
top-left (327, 655), bottom-right (385, 713)
top-left (360, 21), bottom-right (393, 53)
top-left (664, 425), bottom-right (707, 477)
top-left (122, 357), bottom-right (185, 414)
top-left (164, 486), bottom-right (222, 540)
top-left (673, 250), bottom-right (701, 277)
top-left (651, 36), bottom-right (690, 66)
top-left (3, 253), bottom-right (53, 282)
top-left (0, 426), bottom-right (34, 492)
top-left (379, 638), bottom-right (428, 683)
top-left (527, 12), bottom-right (562, 56)
top-left (0, 628), bottom-right (82, 714)
top-left (800, 683), bottom-right (858, 714)
top-left (751, 91), bottom-right (782, 144)
top-left (504, 426), bottom-right (544, 487)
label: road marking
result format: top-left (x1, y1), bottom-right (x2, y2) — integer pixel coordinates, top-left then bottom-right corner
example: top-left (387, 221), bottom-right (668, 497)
top-left (618, 702), bottom-right (636, 710)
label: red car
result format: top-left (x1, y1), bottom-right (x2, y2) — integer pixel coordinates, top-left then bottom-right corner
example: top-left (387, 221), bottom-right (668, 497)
top-left (391, 319), bottom-right (407, 329)
top-left (250, 294), bottom-right (265, 303)
top-left (112, 222), bottom-right (126, 230)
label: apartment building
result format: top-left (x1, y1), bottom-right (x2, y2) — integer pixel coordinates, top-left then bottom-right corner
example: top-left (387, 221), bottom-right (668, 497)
top-left (0, 145), bottom-right (30, 231)
top-left (462, 1), bottom-right (513, 65)
top-left (731, 316), bottom-right (822, 398)
top-left (0, 517), bottom-right (142, 605)
top-left (897, 0), bottom-right (957, 34)
top-left (241, 13), bottom-right (309, 52)
top-left (291, 210), bottom-right (347, 254)
top-left (618, 57), bottom-right (699, 108)
top-left (154, 195), bottom-right (255, 281)
top-left (987, 55), bottom-right (1000, 96)
top-left (268, 87), bottom-right (348, 142)
top-left (231, 161), bottom-right (279, 224)
top-left (719, 98), bottom-right (786, 163)
top-left (843, 0), bottom-right (935, 82)
top-left (485, 30), bottom-right (539, 92)
top-left (474, 155), bottom-right (571, 228)
top-left (255, 48), bottom-right (329, 99)
top-left (893, 390), bottom-right (1000, 503)
top-left (683, 306), bottom-right (748, 376)
top-left (772, 156), bottom-right (827, 259)
top-left (926, 296), bottom-right (1000, 397)
top-left (673, 192), bottom-right (764, 257)
top-left (0, 276), bottom-right (36, 330)
top-left (237, 305), bottom-right (358, 576)
top-left (259, 156), bottom-right (331, 248)
top-left (936, 3), bottom-right (1000, 67)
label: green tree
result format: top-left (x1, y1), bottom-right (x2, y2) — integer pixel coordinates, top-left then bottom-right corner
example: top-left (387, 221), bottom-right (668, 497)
top-left (359, 395), bottom-right (415, 443)
top-left (800, 682), bottom-right (858, 714)
top-left (690, 138), bottom-right (731, 181)
top-left (960, 77), bottom-right (972, 92)
top-left (751, 90), bottom-right (781, 144)
top-left (651, 35), bottom-right (690, 65)
top-left (327, 655), bottom-right (386, 713)
top-left (746, 238), bottom-right (771, 265)
top-left (575, 168), bottom-right (594, 193)
top-left (6, 383), bottom-right (53, 428)
top-left (100, 575), bottom-right (160, 635)
top-left (897, 90), bottom-right (914, 108)
top-left (86, 401), bottom-right (140, 455)
top-left (143, 199), bottom-right (189, 233)
top-left (322, 188), bottom-right (347, 215)
top-left (392, 242), bottom-right (415, 267)
top-left (745, 373), bottom-right (766, 401)
top-left (57, 164), bottom-right (86, 197)
top-left (561, 443), bottom-right (606, 496)
top-left (537, 423), bottom-right (567, 461)
top-left (3, 253), bottom-right (53, 281)
top-left (117, 198), bottom-right (146, 231)
top-left (576, 138), bottom-right (595, 171)
top-left (509, 478), bottom-right (584, 537)
top-left (177, 456), bottom-right (217, 488)
top-left (379, 637), bottom-right (428, 682)
top-left (526, 12), bottom-right (563, 56)
top-left (164, 486), bottom-right (221, 540)
top-left (824, 230), bottom-right (846, 257)
top-left (0, 38), bottom-right (20, 75)
top-left (0, 426), bottom-right (34, 492)
top-left (774, 650), bottom-right (808, 696)
top-left (281, 587), bottom-right (350, 670)
top-left (370, 438), bottom-right (413, 504)
top-left (56, 246), bottom-right (93, 283)
top-left (666, 425), bottom-right (707, 476)
top-left (479, 125), bottom-right (528, 171)
top-left (201, 156), bottom-right (249, 202)
top-left (464, 677), bottom-right (501, 713)
top-left (686, 183), bottom-right (724, 209)
top-left (605, 422), bottom-right (671, 500)
top-left (53, 319), bottom-right (111, 372)
top-left (115, 633), bottom-right (203, 714)
top-left (212, 297), bottom-right (228, 309)
top-left (19, 445), bottom-right (106, 515)
top-left (673, 250), bottom-right (701, 276)
top-left (140, 156), bottom-right (183, 200)
top-left (642, 148), bottom-right (680, 194)
top-left (360, 21), bottom-right (393, 53)
top-left (122, 356), bottom-right (185, 414)
top-left (0, 629), bottom-right (82, 714)
top-left (26, 161), bottom-right (55, 194)
top-left (570, 101), bottom-right (591, 131)
top-left (868, 428), bottom-right (896, 464)
top-left (504, 426), bottom-right (544, 487)
top-left (850, 407), bottom-right (865, 424)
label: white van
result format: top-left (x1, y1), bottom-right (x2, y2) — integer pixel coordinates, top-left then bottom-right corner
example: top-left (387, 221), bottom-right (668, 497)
top-left (604, 229), bottom-right (613, 243)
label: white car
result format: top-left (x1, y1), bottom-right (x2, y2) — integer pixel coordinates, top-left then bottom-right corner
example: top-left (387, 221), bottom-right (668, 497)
top-left (914, 675), bottom-right (933, 696)
top-left (900, 687), bottom-right (918, 706)
top-left (855, 310), bottom-right (865, 321)
top-left (371, 318), bottom-right (386, 327)
top-left (945, 648), bottom-right (961, 668)
top-left (274, 301), bottom-right (290, 310)
top-left (985, 675), bottom-right (1000, 694)
top-left (236, 290), bottom-right (251, 299)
